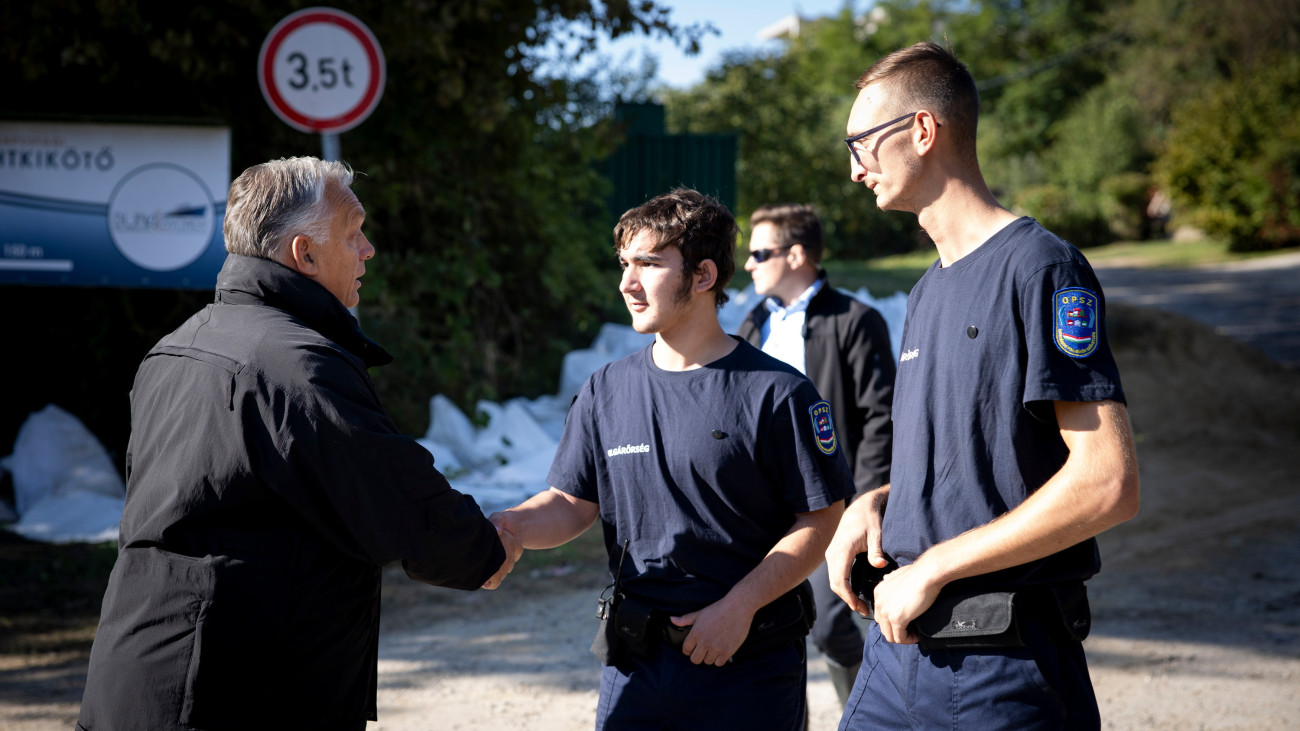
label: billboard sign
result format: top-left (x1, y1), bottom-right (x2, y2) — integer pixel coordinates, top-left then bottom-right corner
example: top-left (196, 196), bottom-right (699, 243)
top-left (0, 122), bottom-right (230, 289)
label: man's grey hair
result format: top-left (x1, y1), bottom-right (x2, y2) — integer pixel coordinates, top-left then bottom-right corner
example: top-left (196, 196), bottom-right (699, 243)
top-left (223, 157), bottom-right (355, 259)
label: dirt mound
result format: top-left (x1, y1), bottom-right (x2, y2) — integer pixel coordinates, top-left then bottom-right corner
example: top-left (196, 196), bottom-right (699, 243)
top-left (1107, 303), bottom-right (1300, 536)
top-left (1110, 302), bottom-right (1300, 444)
top-left (1087, 304), bottom-right (1300, 729)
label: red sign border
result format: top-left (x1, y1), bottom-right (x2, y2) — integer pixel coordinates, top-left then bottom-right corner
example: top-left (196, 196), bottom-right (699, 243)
top-left (258, 8), bottom-right (385, 134)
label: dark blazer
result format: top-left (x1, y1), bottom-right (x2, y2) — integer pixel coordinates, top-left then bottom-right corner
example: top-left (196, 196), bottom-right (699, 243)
top-left (78, 254), bottom-right (504, 730)
top-left (738, 273), bottom-right (895, 496)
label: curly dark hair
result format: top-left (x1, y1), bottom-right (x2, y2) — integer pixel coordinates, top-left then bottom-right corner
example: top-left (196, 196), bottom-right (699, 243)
top-left (612, 188), bottom-right (738, 308)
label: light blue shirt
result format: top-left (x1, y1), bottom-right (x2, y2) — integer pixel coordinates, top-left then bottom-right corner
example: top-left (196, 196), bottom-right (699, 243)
top-left (759, 277), bottom-right (825, 375)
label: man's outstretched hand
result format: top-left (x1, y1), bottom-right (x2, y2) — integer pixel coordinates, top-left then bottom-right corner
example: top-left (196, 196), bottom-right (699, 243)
top-left (483, 517), bottom-right (523, 590)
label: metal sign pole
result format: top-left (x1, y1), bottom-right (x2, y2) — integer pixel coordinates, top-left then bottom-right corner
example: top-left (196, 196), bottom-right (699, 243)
top-left (319, 131), bottom-right (357, 320)
top-left (320, 132), bottom-right (340, 162)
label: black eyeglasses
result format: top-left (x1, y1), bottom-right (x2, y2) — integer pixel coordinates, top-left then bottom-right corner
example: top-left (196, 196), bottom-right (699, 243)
top-left (844, 111), bottom-right (937, 169)
top-left (748, 245), bottom-right (792, 263)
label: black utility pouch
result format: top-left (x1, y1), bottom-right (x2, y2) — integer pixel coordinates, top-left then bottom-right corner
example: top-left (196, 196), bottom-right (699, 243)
top-left (590, 593), bottom-right (658, 664)
top-left (1050, 582), bottom-right (1091, 641)
top-left (591, 538), bottom-right (635, 666)
top-left (590, 591), bottom-right (623, 665)
top-left (732, 581), bottom-right (817, 662)
top-left (850, 552), bottom-right (899, 618)
top-left (915, 590), bottom-right (1025, 650)
top-left (614, 596), bottom-right (656, 657)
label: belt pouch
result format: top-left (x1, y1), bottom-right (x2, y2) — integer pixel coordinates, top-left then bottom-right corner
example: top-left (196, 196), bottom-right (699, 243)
top-left (614, 596), bottom-right (655, 657)
top-left (590, 594), bottom-right (622, 666)
top-left (733, 581), bottom-right (817, 661)
top-left (850, 553), bottom-right (899, 617)
top-left (915, 590), bottom-right (1025, 649)
top-left (590, 594), bottom-right (657, 665)
top-left (1050, 582), bottom-right (1092, 641)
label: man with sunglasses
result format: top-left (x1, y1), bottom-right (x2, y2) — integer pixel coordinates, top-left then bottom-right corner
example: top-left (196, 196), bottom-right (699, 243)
top-left (736, 203), bottom-right (895, 707)
top-left (826, 42), bottom-right (1140, 729)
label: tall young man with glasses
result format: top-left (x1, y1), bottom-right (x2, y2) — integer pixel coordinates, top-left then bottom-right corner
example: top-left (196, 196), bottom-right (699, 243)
top-left (826, 42), bottom-right (1140, 729)
top-left (736, 203), bottom-right (895, 708)
top-left (492, 189), bottom-right (854, 729)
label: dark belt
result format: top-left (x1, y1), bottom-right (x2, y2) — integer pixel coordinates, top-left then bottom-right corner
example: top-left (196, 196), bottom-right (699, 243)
top-left (850, 554), bottom-right (1090, 649)
top-left (650, 582), bottom-right (815, 662)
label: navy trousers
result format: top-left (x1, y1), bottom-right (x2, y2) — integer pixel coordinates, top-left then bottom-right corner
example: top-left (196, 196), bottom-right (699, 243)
top-left (839, 620), bottom-right (1100, 730)
top-left (596, 638), bottom-right (806, 730)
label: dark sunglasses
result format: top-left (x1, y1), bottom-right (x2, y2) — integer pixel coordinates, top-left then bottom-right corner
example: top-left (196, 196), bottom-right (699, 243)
top-left (844, 112), bottom-right (939, 169)
top-left (748, 245), bottom-right (792, 263)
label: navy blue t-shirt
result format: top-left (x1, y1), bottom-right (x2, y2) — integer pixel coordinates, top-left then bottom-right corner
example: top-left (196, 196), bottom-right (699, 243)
top-left (885, 217), bottom-right (1125, 588)
top-left (548, 337), bottom-right (855, 614)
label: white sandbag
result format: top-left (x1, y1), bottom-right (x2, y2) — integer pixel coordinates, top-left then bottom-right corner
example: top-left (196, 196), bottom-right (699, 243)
top-left (589, 322), bottom-right (654, 357)
top-left (481, 444), bottom-right (556, 489)
top-left (424, 395), bottom-right (477, 467)
top-left (558, 323), bottom-right (653, 398)
top-left (496, 400), bottom-right (558, 457)
top-left (10, 490), bottom-right (123, 544)
top-left (515, 393), bottom-right (573, 442)
top-left (9, 404), bottom-right (124, 517)
top-left (0, 456), bottom-right (14, 523)
top-left (447, 478), bottom-right (534, 516)
top-left (414, 438), bottom-right (465, 477)
top-left (450, 446), bottom-right (557, 514)
top-left (848, 287), bottom-right (909, 364)
top-left (469, 399), bottom-right (556, 467)
top-left (717, 284), bottom-right (756, 334)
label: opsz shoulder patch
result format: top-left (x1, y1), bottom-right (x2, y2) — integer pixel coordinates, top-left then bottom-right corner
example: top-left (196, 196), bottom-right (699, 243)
top-left (1053, 286), bottom-right (1101, 358)
top-left (808, 400), bottom-right (838, 455)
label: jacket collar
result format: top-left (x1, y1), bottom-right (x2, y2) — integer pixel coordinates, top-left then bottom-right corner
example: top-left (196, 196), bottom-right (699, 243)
top-left (748, 269), bottom-right (834, 328)
top-left (214, 253), bottom-right (394, 368)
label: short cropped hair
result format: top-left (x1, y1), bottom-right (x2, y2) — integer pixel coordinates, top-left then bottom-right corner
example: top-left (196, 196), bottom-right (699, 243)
top-left (856, 42), bottom-right (979, 162)
top-left (223, 157), bottom-right (355, 259)
top-left (612, 188), bottom-right (738, 308)
top-left (750, 204), bottom-right (825, 264)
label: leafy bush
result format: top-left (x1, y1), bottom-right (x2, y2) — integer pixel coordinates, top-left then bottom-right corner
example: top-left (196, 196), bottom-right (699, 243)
top-left (1012, 183), bottom-right (1112, 248)
top-left (1156, 54), bottom-right (1300, 252)
top-left (1099, 172), bottom-right (1155, 242)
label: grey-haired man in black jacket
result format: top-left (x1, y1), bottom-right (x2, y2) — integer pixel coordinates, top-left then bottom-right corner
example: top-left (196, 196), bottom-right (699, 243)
top-left (78, 157), bottom-right (521, 730)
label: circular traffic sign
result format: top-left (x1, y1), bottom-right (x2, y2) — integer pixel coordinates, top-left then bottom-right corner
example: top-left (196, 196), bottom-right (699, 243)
top-left (258, 7), bottom-right (385, 134)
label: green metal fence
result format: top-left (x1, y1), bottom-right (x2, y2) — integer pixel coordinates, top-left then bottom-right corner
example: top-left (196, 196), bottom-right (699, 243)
top-left (604, 103), bottom-right (738, 216)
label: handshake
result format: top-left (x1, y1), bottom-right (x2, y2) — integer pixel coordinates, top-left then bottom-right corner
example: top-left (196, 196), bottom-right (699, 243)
top-left (481, 512), bottom-right (524, 590)
top-left (477, 488), bottom-right (601, 590)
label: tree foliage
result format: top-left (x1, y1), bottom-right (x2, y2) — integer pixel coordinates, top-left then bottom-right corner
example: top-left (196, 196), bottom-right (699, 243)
top-left (1156, 54), bottom-right (1300, 251)
top-left (1130, 0), bottom-right (1300, 250)
top-left (0, 0), bottom-right (704, 438)
top-left (664, 0), bottom-right (1299, 255)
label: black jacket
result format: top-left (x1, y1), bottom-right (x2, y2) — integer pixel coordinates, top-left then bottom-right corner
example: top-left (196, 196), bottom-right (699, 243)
top-left (738, 274), bottom-right (895, 495)
top-left (78, 254), bottom-right (505, 730)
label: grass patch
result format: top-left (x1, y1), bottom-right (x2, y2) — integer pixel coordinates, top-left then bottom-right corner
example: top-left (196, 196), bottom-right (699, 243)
top-left (515, 524), bottom-right (609, 579)
top-left (824, 249), bottom-right (936, 296)
top-left (0, 531), bottom-right (115, 654)
top-left (1078, 237), bottom-right (1259, 268)
top-left (815, 236), bottom-right (1292, 297)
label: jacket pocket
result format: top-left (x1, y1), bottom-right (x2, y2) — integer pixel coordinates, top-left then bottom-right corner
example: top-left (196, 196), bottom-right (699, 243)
top-left (179, 598), bottom-right (212, 726)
